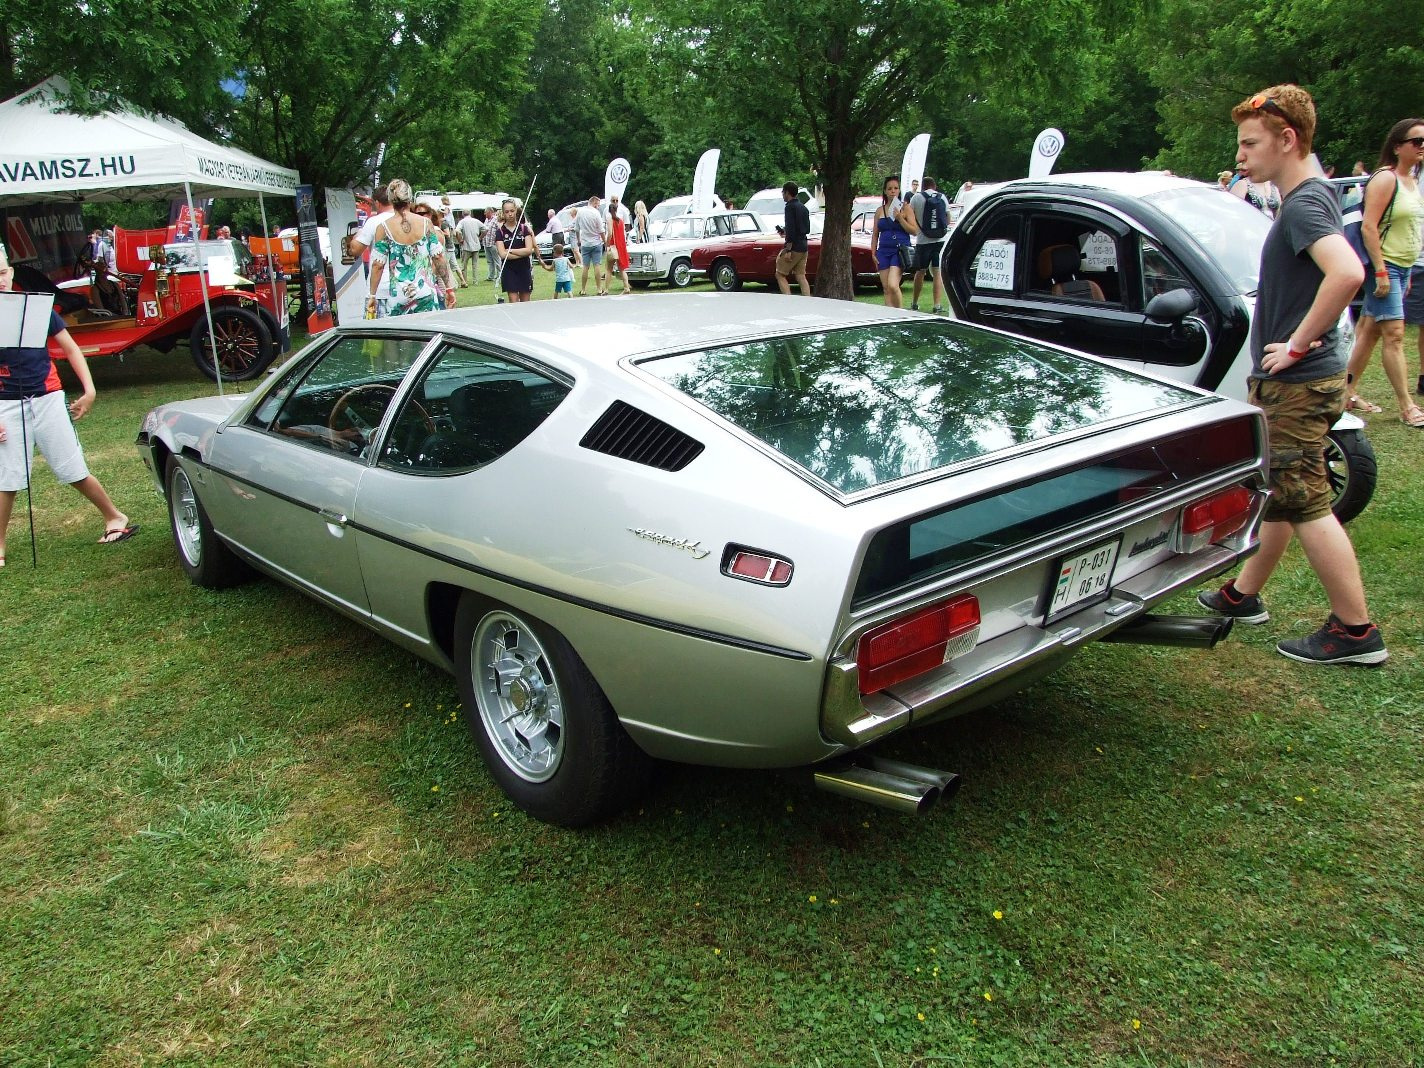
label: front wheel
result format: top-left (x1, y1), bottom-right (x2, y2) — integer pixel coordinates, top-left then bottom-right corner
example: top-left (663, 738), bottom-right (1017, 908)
top-left (1325, 428), bottom-right (1377, 525)
top-left (165, 456), bottom-right (252, 588)
top-left (668, 258), bottom-right (693, 288)
top-left (189, 305), bottom-right (276, 382)
top-left (453, 597), bottom-right (653, 826)
top-left (711, 259), bottom-right (741, 292)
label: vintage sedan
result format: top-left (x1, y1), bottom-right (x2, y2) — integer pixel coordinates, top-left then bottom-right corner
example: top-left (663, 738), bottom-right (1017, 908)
top-left (690, 215), bottom-right (879, 291)
top-left (138, 295), bottom-right (1268, 826)
top-left (625, 210), bottom-right (765, 288)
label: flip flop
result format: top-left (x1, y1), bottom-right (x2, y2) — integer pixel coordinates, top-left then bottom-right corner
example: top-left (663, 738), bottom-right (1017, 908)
top-left (1347, 395), bottom-right (1383, 414)
top-left (98, 523), bottom-right (140, 545)
top-left (1402, 406), bottom-right (1424, 428)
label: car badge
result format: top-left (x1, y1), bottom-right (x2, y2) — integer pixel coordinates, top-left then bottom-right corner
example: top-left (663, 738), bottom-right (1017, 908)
top-left (627, 528), bottom-right (711, 560)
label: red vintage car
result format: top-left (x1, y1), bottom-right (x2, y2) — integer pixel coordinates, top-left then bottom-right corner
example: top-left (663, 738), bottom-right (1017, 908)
top-left (45, 226), bottom-right (290, 382)
top-left (690, 212), bottom-right (881, 291)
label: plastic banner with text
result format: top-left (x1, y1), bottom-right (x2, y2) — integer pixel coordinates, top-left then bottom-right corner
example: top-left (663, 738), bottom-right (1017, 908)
top-left (325, 188), bottom-right (363, 326)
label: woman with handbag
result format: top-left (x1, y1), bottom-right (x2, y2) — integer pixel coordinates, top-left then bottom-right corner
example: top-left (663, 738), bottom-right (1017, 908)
top-left (366, 180), bottom-right (456, 317)
top-left (1344, 119), bottom-right (1424, 426)
top-left (874, 175), bottom-right (918, 308)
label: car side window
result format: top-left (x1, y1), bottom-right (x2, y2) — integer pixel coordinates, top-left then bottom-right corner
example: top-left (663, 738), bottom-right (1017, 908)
top-left (1141, 240), bottom-right (1198, 304)
top-left (732, 214), bottom-right (759, 234)
top-left (966, 215), bottom-right (1020, 293)
top-left (1028, 220), bottom-right (1121, 305)
top-left (256, 335), bottom-right (428, 459)
top-left (380, 345), bottom-right (571, 473)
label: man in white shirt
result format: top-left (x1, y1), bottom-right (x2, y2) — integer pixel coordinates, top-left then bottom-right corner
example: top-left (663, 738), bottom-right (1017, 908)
top-left (456, 210), bottom-right (482, 287)
top-left (345, 184), bottom-right (393, 261)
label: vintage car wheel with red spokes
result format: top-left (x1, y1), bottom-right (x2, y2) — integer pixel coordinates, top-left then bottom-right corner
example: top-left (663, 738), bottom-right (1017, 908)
top-left (189, 305), bottom-right (277, 382)
top-left (454, 595), bottom-right (653, 826)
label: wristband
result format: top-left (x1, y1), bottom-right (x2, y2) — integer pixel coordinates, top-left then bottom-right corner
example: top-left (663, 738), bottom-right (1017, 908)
top-left (1375, 270), bottom-right (1388, 277)
top-left (1285, 347), bottom-right (1308, 361)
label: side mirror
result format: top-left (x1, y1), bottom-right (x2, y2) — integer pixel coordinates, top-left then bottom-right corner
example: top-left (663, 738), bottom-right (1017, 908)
top-left (1144, 288), bottom-right (1198, 323)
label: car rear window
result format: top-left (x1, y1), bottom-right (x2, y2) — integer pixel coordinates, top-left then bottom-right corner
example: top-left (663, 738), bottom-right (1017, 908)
top-left (637, 320), bottom-right (1199, 494)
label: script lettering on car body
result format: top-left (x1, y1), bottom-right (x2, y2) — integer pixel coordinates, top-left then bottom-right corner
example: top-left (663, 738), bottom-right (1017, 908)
top-left (627, 528), bottom-right (711, 560)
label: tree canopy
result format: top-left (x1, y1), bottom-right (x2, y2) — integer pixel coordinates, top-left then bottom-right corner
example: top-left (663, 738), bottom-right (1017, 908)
top-left (4, 0), bottom-right (1419, 284)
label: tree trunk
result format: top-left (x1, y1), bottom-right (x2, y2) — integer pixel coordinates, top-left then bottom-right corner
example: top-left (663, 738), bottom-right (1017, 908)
top-left (814, 151), bottom-right (857, 300)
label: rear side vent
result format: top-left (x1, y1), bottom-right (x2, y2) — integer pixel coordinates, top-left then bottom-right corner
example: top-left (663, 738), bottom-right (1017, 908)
top-left (580, 401), bottom-right (705, 471)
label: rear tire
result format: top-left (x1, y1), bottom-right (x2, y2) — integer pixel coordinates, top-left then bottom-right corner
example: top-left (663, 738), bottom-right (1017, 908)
top-left (165, 456), bottom-right (252, 588)
top-left (453, 596), bottom-right (653, 826)
top-left (189, 305), bottom-right (276, 382)
top-left (712, 259), bottom-right (741, 292)
top-left (1325, 428), bottom-right (1377, 525)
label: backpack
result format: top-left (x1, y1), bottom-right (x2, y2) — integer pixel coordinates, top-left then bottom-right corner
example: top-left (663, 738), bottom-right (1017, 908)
top-left (920, 190), bottom-right (949, 240)
top-left (1342, 170), bottom-right (1398, 270)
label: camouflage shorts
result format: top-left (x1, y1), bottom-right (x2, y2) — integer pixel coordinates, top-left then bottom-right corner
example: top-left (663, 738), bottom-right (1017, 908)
top-left (1248, 372), bottom-right (1347, 524)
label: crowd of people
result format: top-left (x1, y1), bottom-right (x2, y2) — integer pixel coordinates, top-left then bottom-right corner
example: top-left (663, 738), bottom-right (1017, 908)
top-left (349, 182), bottom-right (643, 313)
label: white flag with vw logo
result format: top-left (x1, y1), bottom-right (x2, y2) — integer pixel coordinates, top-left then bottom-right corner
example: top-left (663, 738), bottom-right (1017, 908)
top-left (1029, 128), bottom-right (1065, 178)
top-left (605, 157), bottom-right (632, 218)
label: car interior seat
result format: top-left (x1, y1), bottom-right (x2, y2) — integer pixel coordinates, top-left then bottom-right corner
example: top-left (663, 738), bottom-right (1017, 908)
top-left (1037, 244), bottom-right (1105, 301)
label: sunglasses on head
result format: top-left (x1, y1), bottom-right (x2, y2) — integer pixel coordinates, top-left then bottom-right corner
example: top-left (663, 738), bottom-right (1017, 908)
top-left (1400, 136), bottom-right (1424, 148)
top-left (1248, 93), bottom-right (1295, 128)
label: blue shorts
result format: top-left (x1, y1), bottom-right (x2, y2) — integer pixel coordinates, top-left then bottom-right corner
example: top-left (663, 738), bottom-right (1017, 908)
top-left (555, 279), bottom-right (572, 294)
top-left (581, 244), bottom-right (604, 266)
top-left (1362, 261), bottom-right (1410, 322)
top-left (1404, 264), bottom-right (1424, 326)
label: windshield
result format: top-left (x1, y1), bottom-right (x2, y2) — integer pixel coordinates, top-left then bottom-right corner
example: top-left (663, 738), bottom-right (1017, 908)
top-left (744, 195), bottom-right (782, 216)
top-left (650, 200), bottom-right (691, 223)
top-left (1144, 187), bottom-right (1272, 294)
top-left (638, 320), bottom-right (1197, 494)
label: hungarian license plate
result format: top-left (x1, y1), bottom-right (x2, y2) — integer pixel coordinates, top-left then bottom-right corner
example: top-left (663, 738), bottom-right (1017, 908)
top-left (1046, 537), bottom-right (1120, 621)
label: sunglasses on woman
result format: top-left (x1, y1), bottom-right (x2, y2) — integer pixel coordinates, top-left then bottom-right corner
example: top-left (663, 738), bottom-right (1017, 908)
top-left (1401, 136), bottom-right (1424, 149)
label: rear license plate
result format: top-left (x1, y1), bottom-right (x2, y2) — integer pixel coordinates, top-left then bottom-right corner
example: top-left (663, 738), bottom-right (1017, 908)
top-left (1045, 537), bottom-right (1120, 622)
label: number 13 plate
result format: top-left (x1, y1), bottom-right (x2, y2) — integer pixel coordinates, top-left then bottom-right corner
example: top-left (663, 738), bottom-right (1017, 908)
top-left (1045, 537), bottom-right (1120, 622)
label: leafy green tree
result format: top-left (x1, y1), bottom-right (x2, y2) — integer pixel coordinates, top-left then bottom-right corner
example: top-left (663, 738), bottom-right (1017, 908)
top-left (1143, 0), bottom-right (1424, 178)
top-left (1, 0), bottom-right (237, 114)
top-left (230, 0), bottom-right (537, 194)
top-left (640, 0), bottom-right (1092, 299)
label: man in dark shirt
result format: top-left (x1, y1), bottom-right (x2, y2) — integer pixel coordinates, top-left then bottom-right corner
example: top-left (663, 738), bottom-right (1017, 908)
top-left (1197, 84), bottom-right (1386, 666)
top-left (775, 182), bottom-right (812, 296)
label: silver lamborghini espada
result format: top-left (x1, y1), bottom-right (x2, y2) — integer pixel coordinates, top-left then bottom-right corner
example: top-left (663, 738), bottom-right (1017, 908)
top-left (137, 293), bottom-right (1269, 825)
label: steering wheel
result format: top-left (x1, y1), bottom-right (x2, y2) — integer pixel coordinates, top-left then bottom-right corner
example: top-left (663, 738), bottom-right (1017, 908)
top-left (328, 384), bottom-right (435, 451)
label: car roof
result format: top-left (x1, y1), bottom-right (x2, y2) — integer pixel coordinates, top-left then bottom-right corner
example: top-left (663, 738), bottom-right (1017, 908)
top-left (990, 171), bottom-right (1210, 198)
top-left (355, 292), bottom-right (909, 364)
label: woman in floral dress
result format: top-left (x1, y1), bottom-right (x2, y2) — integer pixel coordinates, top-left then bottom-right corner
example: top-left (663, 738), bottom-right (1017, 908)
top-left (365, 179), bottom-right (455, 317)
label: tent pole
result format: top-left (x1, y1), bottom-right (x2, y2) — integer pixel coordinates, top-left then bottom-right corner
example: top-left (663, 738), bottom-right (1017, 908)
top-left (257, 194), bottom-right (283, 347)
top-left (186, 181), bottom-right (223, 396)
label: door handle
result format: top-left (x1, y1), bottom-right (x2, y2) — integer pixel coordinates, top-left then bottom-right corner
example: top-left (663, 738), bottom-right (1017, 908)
top-left (318, 508), bottom-right (348, 527)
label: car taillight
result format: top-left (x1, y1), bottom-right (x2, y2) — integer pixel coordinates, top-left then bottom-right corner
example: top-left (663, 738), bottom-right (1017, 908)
top-left (723, 547), bottom-right (793, 586)
top-left (857, 594), bottom-right (980, 695)
top-left (1177, 486), bottom-right (1253, 553)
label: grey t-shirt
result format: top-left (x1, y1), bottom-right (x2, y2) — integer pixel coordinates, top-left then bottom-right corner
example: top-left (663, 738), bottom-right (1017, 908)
top-left (1252, 178), bottom-right (1344, 382)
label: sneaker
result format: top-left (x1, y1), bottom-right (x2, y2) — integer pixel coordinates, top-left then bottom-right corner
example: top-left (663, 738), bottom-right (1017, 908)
top-left (932, 304), bottom-right (945, 314)
top-left (910, 301), bottom-right (920, 311)
top-left (1197, 583), bottom-right (1269, 624)
top-left (1276, 615), bottom-right (1388, 666)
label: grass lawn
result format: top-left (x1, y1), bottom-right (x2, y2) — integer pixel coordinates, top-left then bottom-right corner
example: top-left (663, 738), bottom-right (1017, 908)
top-left (1, 294), bottom-right (1421, 1066)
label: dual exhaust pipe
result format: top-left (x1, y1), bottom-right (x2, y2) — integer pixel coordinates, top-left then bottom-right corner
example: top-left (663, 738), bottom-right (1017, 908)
top-left (814, 755), bottom-right (961, 816)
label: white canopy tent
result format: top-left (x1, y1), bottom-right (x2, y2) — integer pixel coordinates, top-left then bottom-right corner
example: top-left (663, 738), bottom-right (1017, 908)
top-left (0, 77), bottom-right (301, 390)
top-left (0, 77), bottom-right (299, 205)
